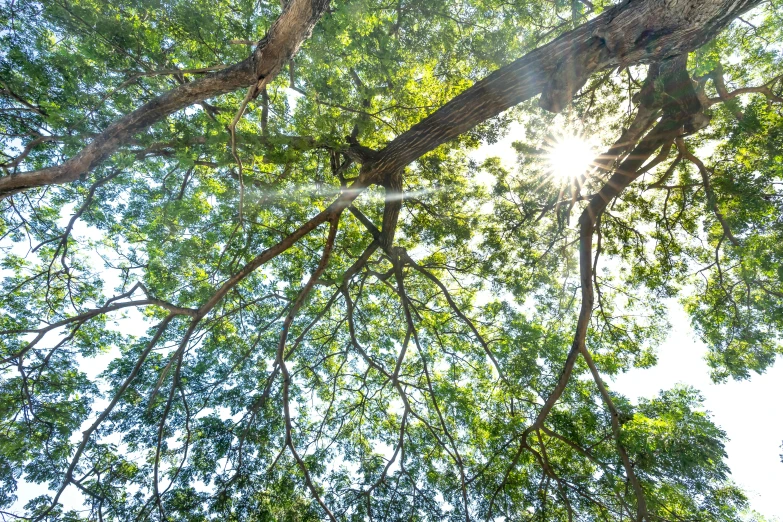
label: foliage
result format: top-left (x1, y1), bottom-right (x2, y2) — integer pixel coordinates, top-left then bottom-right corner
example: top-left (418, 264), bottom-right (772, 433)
top-left (1, 0), bottom-right (782, 520)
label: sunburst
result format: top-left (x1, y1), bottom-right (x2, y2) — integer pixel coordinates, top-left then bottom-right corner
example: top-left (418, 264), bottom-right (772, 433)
top-left (543, 131), bottom-right (598, 183)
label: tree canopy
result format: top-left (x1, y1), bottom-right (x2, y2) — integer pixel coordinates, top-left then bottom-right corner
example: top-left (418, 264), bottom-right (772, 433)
top-left (1, 0), bottom-right (782, 520)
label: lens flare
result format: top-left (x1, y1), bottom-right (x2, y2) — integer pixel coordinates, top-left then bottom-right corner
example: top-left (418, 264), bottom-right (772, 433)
top-left (544, 133), bottom-right (597, 182)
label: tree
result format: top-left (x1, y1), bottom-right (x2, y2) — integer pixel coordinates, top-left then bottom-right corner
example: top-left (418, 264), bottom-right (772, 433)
top-left (1, 0), bottom-right (781, 519)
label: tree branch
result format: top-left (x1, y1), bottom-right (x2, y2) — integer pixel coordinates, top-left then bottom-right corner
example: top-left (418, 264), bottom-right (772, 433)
top-left (0, 0), bottom-right (331, 196)
top-left (675, 137), bottom-right (739, 246)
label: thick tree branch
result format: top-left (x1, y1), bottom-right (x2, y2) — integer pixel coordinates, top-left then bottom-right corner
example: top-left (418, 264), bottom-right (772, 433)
top-left (360, 0), bottom-right (762, 186)
top-left (0, 0), bottom-right (331, 196)
top-left (1, 0), bottom-right (762, 198)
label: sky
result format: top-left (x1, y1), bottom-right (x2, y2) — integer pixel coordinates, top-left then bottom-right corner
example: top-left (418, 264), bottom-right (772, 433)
top-left (7, 118), bottom-right (783, 520)
top-left (471, 125), bottom-right (783, 520)
top-left (612, 301), bottom-right (783, 520)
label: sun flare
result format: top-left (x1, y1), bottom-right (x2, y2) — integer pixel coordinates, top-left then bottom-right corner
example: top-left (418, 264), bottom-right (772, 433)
top-left (545, 133), bottom-right (597, 182)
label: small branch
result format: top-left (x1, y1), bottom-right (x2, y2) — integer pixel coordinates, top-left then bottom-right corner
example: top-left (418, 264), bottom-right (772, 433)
top-left (647, 152), bottom-right (682, 189)
top-left (276, 215), bottom-right (340, 522)
top-left (708, 64), bottom-right (745, 120)
top-left (705, 70), bottom-right (783, 111)
top-left (401, 252), bottom-right (509, 386)
top-left (0, 285), bottom-right (196, 365)
top-left (578, 345), bottom-right (648, 522)
top-left (0, 78), bottom-right (48, 117)
top-left (676, 137), bottom-right (739, 246)
top-left (0, 135), bottom-right (63, 170)
top-left (32, 316), bottom-right (174, 521)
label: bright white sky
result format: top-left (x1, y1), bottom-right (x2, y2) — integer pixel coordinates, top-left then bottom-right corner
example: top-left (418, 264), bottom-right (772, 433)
top-left (472, 126), bottom-right (783, 520)
top-left (8, 121), bottom-right (782, 520)
top-left (613, 301), bottom-right (783, 519)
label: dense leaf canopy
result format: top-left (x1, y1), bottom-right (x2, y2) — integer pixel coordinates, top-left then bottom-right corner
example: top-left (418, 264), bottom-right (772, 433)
top-left (1, 0), bottom-right (782, 520)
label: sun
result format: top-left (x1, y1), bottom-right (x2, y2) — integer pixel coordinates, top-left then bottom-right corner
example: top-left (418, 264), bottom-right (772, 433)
top-left (544, 133), bottom-right (597, 182)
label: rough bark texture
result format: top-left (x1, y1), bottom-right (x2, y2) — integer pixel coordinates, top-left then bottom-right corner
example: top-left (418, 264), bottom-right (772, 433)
top-left (380, 170), bottom-right (403, 250)
top-left (360, 0), bottom-right (759, 249)
top-left (0, 0), bottom-right (330, 196)
top-left (361, 0), bottom-right (761, 184)
top-left (0, 0), bottom-right (761, 197)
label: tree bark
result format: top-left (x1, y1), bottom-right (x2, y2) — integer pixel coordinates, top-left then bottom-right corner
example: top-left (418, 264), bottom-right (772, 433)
top-left (0, 0), bottom-right (761, 197)
top-left (360, 0), bottom-right (759, 249)
top-left (0, 0), bottom-right (330, 196)
top-left (361, 0), bottom-right (761, 184)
